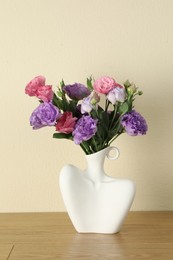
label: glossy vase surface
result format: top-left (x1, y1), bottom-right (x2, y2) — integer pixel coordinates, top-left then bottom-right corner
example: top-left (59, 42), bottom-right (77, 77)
top-left (59, 146), bottom-right (136, 234)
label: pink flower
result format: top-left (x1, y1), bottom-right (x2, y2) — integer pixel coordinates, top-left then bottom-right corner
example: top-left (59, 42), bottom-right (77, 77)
top-left (56, 112), bottom-right (77, 134)
top-left (25, 75), bottom-right (53, 102)
top-left (93, 76), bottom-right (117, 94)
top-left (25, 75), bottom-right (45, 96)
top-left (36, 85), bottom-right (53, 102)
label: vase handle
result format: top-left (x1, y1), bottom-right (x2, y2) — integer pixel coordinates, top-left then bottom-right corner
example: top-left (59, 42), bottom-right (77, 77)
top-left (106, 146), bottom-right (120, 160)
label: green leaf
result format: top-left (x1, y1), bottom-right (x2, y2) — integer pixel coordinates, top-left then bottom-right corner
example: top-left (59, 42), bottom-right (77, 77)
top-left (57, 89), bottom-right (63, 98)
top-left (109, 121), bottom-right (122, 136)
top-left (118, 102), bottom-right (129, 115)
top-left (53, 133), bottom-right (72, 140)
top-left (67, 100), bottom-right (78, 114)
top-left (52, 93), bottom-right (64, 110)
top-left (100, 111), bottom-right (109, 129)
top-left (87, 76), bottom-right (93, 91)
top-left (60, 79), bottom-right (65, 89)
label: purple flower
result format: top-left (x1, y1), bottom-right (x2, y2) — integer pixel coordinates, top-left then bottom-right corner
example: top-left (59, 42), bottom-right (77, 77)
top-left (72, 115), bottom-right (97, 144)
top-left (63, 83), bottom-right (90, 100)
top-left (121, 110), bottom-right (148, 136)
top-left (30, 102), bottom-right (61, 129)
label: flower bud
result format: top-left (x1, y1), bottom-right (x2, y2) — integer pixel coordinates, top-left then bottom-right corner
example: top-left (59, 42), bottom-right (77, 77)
top-left (90, 91), bottom-right (100, 105)
top-left (123, 80), bottom-right (131, 88)
top-left (138, 91), bottom-right (143, 95)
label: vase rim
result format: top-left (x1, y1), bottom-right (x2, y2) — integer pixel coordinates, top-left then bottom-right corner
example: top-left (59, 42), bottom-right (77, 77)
top-left (85, 146), bottom-right (120, 161)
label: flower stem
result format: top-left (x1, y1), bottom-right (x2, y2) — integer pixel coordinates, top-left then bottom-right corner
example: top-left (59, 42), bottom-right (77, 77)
top-left (105, 99), bottom-right (110, 111)
top-left (80, 142), bottom-right (92, 155)
top-left (92, 137), bottom-right (98, 152)
top-left (108, 131), bottom-right (123, 146)
top-left (110, 104), bottom-right (118, 128)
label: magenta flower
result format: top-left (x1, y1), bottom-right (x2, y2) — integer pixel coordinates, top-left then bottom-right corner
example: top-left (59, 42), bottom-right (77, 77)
top-left (121, 110), bottom-right (148, 136)
top-left (56, 112), bottom-right (77, 134)
top-left (30, 102), bottom-right (61, 129)
top-left (63, 83), bottom-right (90, 100)
top-left (72, 115), bottom-right (97, 144)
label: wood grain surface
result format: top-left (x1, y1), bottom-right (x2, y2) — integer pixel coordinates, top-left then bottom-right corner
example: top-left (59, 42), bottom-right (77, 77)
top-left (0, 212), bottom-right (173, 259)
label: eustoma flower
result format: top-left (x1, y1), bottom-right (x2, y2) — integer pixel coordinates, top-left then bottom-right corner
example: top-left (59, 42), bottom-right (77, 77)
top-left (25, 75), bottom-right (53, 102)
top-left (93, 76), bottom-right (117, 94)
top-left (56, 112), bottom-right (77, 134)
top-left (72, 115), bottom-right (98, 144)
top-left (121, 110), bottom-right (148, 136)
top-left (106, 85), bottom-right (126, 104)
top-left (30, 102), bottom-right (61, 129)
top-left (36, 85), bottom-right (53, 102)
top-left (25, 75), bottom-right (45, 96)
top-left (81, 91), bottom-right (100, 114)
top-left (63, 83), bottom-right (90, 100)
top-left (25, 74), bottom-right (148, 154)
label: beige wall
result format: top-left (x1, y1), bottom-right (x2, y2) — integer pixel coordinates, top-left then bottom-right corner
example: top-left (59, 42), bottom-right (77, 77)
top-left (0, 0), bottom-right (173, 212)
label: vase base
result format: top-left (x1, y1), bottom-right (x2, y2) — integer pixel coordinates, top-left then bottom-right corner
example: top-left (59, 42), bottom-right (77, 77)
top-left (75, 228), bottom-right (121, 234)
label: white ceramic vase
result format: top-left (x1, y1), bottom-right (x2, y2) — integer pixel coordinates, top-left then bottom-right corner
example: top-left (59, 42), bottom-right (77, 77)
top-left (59, 146), bottom-right (136, 234)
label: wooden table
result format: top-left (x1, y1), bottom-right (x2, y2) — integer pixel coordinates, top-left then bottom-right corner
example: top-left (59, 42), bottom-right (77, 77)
top-left (0, 212), bottom-right (173, 259)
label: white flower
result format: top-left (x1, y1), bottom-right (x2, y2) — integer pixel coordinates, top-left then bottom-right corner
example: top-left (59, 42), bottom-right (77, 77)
top-left (81, 97), bottom-right (93, 114)
top-left (81, 91), bottom-right (100, 114)
top-left (107, 87), bottom-right (126, 105)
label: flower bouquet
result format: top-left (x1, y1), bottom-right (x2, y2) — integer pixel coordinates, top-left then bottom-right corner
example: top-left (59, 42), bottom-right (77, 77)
top-left (25, 75), bottom-right (148, 154)
top-left (25, 74), bottom-right (148, 234)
